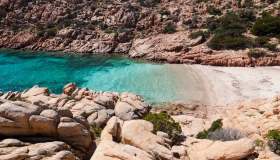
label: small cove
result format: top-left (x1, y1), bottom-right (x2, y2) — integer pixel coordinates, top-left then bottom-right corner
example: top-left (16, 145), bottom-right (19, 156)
top-left (2, 49), bottom-right (280, 105)
top-left (0, 49), bottom-right (196, 104)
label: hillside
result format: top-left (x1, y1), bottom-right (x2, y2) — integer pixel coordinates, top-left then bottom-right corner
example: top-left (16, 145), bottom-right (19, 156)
top-left (1, 0), bottom-right (280, 66)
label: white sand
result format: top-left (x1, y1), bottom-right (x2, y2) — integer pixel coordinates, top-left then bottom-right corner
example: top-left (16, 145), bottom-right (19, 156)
top-left (172, 64), bottom-right (280, 106)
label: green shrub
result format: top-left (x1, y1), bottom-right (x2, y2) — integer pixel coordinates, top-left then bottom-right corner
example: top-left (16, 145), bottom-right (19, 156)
top-left (238, 9), bottom-right (256, 24)
top-left (208, 34), bottom-right (252, 50)
top-left (207, 11), bottom-right (253, 33)
top-left (163, 23), bottom-right (177, 34)
top-left (267, 130), bottom-right (280, 140)
top-left (267, 130), bottom-right (280, 155)
top-left (237, 0), bottom-right (242, 7)
top-left (196, 119), bottom-right (223, 139)
top-left (144, 112), bottom-right (182, 145)
top-left (251, 14), bottom-right (280, 37)
top-left (241, 0), bottom-right (254, 8)
top-left (90, 125), bottom-right (103, 138)
top-left (266, 0), bottom-right (277, 4)
top-left (254, 36), bottom-right (270, 46)
top-left (263, 43), bottom-right (277, 51)
top-left (189, 30), bottom-right (210, 40)
top-left (206, 17), bottom-right (220, 32)
top-left (196, 130), bottom-right (209, 139)
top-left (216, 12), bottom-right (247, 36)
top-left (159, 9), bottom-right (171, 16)
top-left (197, 119), bottom-right (244, 141)
top-left (254, 36), bottom-right (277, 51)
top-left (208, 128), bottom-right (244, 141)
top-left (195, 0), bottom-right (209, 3)
top-left (0, 7), bottom-right (6, 19)
top-left (207, 6), bottom-right (222, 16)
top-left (37, 27), bottom-right (58, 38)
top-left (207, 12), bottom-right (254, 50)
top-left (138, 0), bottom-right (160, 7)
top-left (247, 49), bottom-right (267, 58)
top-left (255, 139), bottom-right (265, 148)
top-left (208, 119), bottom-right (223, 132)
top-left (104, 27), bottom-right (118, 34)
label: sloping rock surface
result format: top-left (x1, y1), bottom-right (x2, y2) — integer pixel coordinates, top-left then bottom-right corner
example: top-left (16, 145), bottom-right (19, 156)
top-left (0, 98), bottom-right (94, 159)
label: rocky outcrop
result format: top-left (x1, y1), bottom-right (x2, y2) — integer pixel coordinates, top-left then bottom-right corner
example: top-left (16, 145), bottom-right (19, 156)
top-left (91, 140), bottom-right (154, 160)
top-left (157, 95), bottom-right (280, 159)
top-left (0, 84), bottom-right (151, 160)
top-left (1, 0), bottom-right (280, 66)
top-left (92, 115), bottom-right (258, 160)
top-left (91, 117), bottom-right (174, 160)
top-left (4, 84), bottom-right (280, 159)
top-left (1, 83), bottom-right (151, 128)
top-left (0, 98), bottom-right (94, 159)
top-left (115, 93), bottom-right (150, 120)
top-left (184, 137), bottom-right (255, 160)
top-left (0, 139), bottom-right (79, 160)
top-left (129, 32), bottom-right (280, 66)
top-left (121, 120), bottom-right (173, 159)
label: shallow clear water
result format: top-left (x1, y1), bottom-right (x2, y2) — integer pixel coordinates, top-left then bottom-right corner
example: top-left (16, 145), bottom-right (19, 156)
top-left (0, 49), bottom-right (187, 103)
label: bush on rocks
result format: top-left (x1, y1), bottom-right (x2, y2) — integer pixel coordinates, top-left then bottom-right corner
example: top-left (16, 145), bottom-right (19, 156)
top-left (267, 130), bottom-right (280, 155)
top-left (208, 34), bottom-right (252, 50)
top-left (90, 124), bottom-right (103, 138)
top-left (207, 6), bottom-right (222, 16)
top-left (266, 0), bottom-right (277, 4)
top-left (197, 119), bottom-right (223, 139)
top-left (254, 36), bottom-right (270, 47)
top-left (37, 27), bottom-right (58, 38)
top-left (208, 128), bottom-right (244, 141)
top-left (207, 12), bottom-right (253, 50)
top-left (255, 139), bottom-right (265, 148)
top-left (196, 119), bottom-right (244, 141)
top-left (247, 49), bottom-right (267, 58)
top-left (163, 23), bottom-right (177, 34)
top-left (189, 30), bottom-right (210, 40)
top-left (254, 36), bottom-right (277, 51)
top-left (144, 112), bottom-right (182, 145)
top-left (251, 13), bottom-right (280, 37)
top-left (138, 0), bottom-right (160, 7)
top-left (241, 0), bottom-right (254, 8)
top-left (238, 9), bottom-right (256, 24)
top-left (213, 12), bottom-right (247, 36)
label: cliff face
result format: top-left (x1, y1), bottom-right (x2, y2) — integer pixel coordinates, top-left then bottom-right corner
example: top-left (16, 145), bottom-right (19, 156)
top-left (1, 0), bottom-right (280, 66)
top-left (0, 0), bottom-right (192, 52)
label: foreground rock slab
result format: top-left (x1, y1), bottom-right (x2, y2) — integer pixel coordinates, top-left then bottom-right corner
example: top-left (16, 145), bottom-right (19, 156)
top-left (1, 84), bottom-right (151, 128)
top-left (0, 98), bottom-right (94, 159)
top-left (184, 137), bottom-right (255, 160)
top-left (0, 139), bottom-right (78, 160)
top-left (91, 117), bottom-right (174, 160)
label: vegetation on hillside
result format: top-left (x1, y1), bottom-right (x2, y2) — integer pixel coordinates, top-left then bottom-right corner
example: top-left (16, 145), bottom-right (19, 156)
top-left (251, 13), bottom-right (280, 37)
top-left (196, 119), bottom-right (244, 141)
top-left (144, 112), bottom-right (183, 145)
top-left (206, 9), bottom-right (280, 52)
top-left (207, 12), bottom-right (252, 50)
top-left (267, 130), bottom-right (280, 155)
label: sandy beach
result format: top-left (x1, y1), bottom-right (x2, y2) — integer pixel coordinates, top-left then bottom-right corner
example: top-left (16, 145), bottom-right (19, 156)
top-left (171, 64), bottom-right (280, 106)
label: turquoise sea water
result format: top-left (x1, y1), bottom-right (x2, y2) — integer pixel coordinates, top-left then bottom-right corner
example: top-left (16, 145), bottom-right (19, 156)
top-left (0, 49), bottom-right (187, 103)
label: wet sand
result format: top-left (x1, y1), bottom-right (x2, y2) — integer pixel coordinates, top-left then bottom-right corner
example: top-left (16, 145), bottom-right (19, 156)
top-left (170, 64), bottom-right (280, 106)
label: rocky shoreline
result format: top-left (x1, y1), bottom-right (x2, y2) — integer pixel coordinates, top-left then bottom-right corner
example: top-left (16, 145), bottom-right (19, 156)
top-left (1, 0), bottom-right (280, 67)
top-left (1, 83), bottom-right (280, 159)
top-left (2, 30), bottom-right (280, 67)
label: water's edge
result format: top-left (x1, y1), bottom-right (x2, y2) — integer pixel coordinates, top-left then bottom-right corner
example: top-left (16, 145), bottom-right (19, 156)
top-left (0, 49), bottom-right (191, 104)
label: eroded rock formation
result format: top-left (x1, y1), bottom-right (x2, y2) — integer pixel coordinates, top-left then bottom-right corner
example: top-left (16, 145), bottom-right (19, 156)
top-left (2, 84), bottom-right (280, 159)
top-left (1, 0), bottom-right (280, 66)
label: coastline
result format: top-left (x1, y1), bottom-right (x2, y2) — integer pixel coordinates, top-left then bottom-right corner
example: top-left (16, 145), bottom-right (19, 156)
top-left (2, 48), bottom-right (280, 106)
top-left (172, 64), bottom-right (280, 106)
